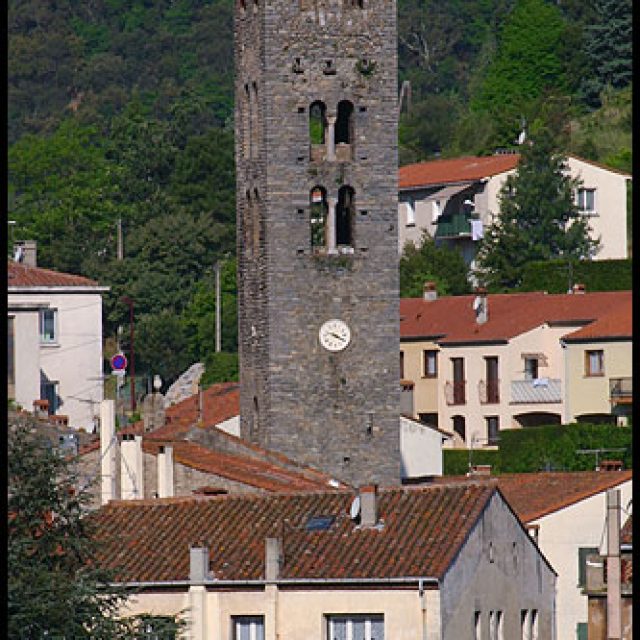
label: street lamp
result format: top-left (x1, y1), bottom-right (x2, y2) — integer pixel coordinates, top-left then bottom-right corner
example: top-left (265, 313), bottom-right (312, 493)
top-left (120, 296), bottom-right (136, 412)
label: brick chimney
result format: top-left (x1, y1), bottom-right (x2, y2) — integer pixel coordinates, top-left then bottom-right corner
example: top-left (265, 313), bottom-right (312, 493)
top-left (359, 485), bottom-right (378, 527)
top-left (423, 281), bottom-right (437, 301)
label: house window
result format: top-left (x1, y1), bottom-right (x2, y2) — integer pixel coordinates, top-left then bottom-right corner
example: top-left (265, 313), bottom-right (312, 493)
top-left (578, 547), bottom-right (599, 588)
top-left (400, 351), bottom-right (405, 379)
top-left (40, 379), bottom-right (59, 415)
top-left (577, 188), bottom-right (596, 215)
top-left (431, 200), bottom-right (441, 223)
top-left (452, 415), bottom-right (465, 443)
top-left (404, 201), bottom-right (415, 226)
top-left (524, 357), bottom-right (539, 380)
top-left (484, 356), bottom-right (499, 403)
top-left (486, 416), bottom-right (499, 445)
top-left (423, 350), bottom-right (437, 378)
top-left (8, 316), bottom-right (15, 398)
top-left (232, 616), bottom-right (264, 640)
top-left (451, 357), bottom-right (465, 404)
top-left (327, 615), bottom-right (384, 640)
top-left (576, 622), bottom-right (588, 640)
top-left (39, 309), bottom-right (57, 343)
top-left (585, 350), bottom-right (604, 376)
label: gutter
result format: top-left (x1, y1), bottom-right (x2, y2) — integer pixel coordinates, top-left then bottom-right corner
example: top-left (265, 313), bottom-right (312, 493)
top-left (111, 576), bottom-right (440, 589)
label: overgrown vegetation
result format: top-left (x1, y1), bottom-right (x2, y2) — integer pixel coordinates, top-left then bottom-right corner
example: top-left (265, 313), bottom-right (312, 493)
top-left (443, 423), bottom-right (632, 475)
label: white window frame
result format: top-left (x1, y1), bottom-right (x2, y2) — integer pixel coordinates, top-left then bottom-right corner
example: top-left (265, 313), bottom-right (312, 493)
top-left (423, 349), bottom-right (438, 378)
top-left (39, 308), bottom-right (58, 344)
top-left (327, 614), bottom-right (384, 640)
top-left (232, 616), bottom-right (264, 640)
top-left (405, 200), bottom-right (415, 226)
top-left (576, 187), bottom-right (596, 215)
top-left (585, 349), bottom-right (604, 376)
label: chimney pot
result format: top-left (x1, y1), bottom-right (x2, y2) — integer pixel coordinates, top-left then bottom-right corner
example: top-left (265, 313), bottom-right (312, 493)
top-left (423, 282), bottom-right (438, 301)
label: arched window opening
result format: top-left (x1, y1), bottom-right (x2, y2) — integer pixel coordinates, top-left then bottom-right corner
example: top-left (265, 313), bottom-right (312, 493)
top-left (243, 190), bottom-right (252, 256)
top-left (310, 186), bottom-right (328, 248)
top-left (309, 101), bottom-right (327, 146)
top-left (243, 84), bottom-right (250, 158)
top-left (250, 82), bottom-right (259, 159)
top-left (252, 188), bottom-right (261, 256)
top-left (336, 185), bottom-right (355, 247)
top-left (452, 416), bottom-right (466, 443)
top-left (335, 100), bottom-right (354, 145)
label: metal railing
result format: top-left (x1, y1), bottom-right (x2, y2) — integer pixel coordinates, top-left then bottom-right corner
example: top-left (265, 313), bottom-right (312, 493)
top-left (609, 377), bottom-right (632, 403)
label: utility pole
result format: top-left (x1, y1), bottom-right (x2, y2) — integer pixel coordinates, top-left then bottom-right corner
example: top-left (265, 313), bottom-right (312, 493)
top-left (215, 261), bottom-right (221, 353)
top-left (117, 217), bottom-right (123, 260)
top-left (121, 296), bottom-right (136, 412)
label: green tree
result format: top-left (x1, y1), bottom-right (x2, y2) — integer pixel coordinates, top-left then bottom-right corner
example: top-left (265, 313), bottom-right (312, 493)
top-left (475, 125), bottom-right (599, 290)
top-left (400, 233), bottom-right (472, 297)
top-left (579, 0), bottom-right (632, 108)
top-left (8, 417), bottom-right (151, 637)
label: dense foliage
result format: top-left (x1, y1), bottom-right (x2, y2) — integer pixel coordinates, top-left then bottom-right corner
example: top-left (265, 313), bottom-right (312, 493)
top-left (443, 423), bottom-right (632, 475)
top-left (7, 0), bottom-right (632, 387)
top-left (8, 416), bottom-right (184, 637)
top-left (475, 123), bottom-right (599, 290)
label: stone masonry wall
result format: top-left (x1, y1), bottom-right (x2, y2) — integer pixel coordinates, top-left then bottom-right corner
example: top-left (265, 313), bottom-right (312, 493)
top-left (236, 0), bottom-right (400, 486)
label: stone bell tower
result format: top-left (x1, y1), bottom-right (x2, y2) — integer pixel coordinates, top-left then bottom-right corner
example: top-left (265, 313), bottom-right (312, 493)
top-left (235, 0), bottom-right (400, 485)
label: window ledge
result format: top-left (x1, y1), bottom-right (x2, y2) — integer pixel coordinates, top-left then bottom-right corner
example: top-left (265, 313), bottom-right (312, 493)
top-left (40, 341), bottom-right (60, 348)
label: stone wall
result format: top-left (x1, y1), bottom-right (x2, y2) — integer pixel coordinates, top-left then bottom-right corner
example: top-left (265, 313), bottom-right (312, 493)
top-left (235, 0), bottom-right (400, 486)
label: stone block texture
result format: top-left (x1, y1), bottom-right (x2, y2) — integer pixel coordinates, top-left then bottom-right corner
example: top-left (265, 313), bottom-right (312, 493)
top-left (236, 0), bottom-right (400, 486)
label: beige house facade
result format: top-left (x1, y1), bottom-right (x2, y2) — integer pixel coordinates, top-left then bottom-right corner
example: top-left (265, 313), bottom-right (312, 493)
top-left (94, 483), bottom-right (556, 640)
top-left (7, 253), bottom-right (108, 431)
top-left (398, 153), bottom-right (631, 265)
top-left (400, 290), bottom-right (631, 447)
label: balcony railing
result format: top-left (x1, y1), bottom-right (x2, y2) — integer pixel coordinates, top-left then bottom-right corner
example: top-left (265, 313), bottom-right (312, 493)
top-left (435, 213), bottom-right (471, 239)
top-left (479, 379), bottom-right (500, 404)
top-left (610, 377), bottom-right (632, 404)
top-left (510, 378), bottom-right (562, 404)
top-left (445, 380), bottom-right (466, 405)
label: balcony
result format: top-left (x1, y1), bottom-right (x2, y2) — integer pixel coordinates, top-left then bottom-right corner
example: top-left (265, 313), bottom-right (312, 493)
top-left (445, 380), bottom-right (466, 405)
top-left (610, 377), bottom-right (632, 405)
top-left (510, 378), bottom-right (562, 404)
top-left (435, 212), bottom-right (471, 239)
top-left (479, 379), bottom-right (500, 404)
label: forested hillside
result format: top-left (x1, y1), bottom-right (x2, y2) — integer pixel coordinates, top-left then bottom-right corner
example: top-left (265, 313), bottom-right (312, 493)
top-left (8, 0), bottom-right (632, 390)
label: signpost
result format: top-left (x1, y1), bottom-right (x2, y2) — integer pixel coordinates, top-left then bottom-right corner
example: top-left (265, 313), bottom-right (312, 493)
top-left (111, 353), bottom-right (127, 425)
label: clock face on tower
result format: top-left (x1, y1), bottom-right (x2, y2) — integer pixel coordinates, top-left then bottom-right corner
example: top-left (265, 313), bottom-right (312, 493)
top-left (319, 319), bottom-right (351, 352)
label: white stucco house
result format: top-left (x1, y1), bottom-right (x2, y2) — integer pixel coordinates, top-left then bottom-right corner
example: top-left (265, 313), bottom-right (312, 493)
top-left (92, 482), bottom-right (556, 640)
top-left (435, 469), bottom-right (632, 640)
top-left (397, 153), bottom-right (632, 265)
top-left (7, 248), bottom-right (109, 431)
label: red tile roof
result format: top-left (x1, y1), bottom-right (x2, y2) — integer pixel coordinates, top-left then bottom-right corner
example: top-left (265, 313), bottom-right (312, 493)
top-left (91, 483), bottom-right (496, 583)
top-left (400, 291), bottom-right (632, 345)
top-left (7, 260), bottom-right (102, 288)
top-left (562, 297), bottom-right (632, 341)
top-left (433, 471), bottom-right (632, 523)
top-left (399, 154), bottom-right (520, 189)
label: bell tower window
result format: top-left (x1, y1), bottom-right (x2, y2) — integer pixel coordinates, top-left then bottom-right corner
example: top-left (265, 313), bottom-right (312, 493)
top-left (309, 100), bottom-right (327, 162)
top-left (335, 100), bottom-right (354, 161)
top-left (336, 186), bottom-right (355, 247)
top-left (310, 186), bottom-right (328, 248)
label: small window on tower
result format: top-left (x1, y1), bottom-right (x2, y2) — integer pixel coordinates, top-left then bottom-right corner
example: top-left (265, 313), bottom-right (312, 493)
top-left (336, 185), bottom-right (355, 248)
top-left (309, 101), bottom-right (327, 151)
top-left (310, 186), bottom-right (328, 248)
top-left (335, 100), bottom-right (354, 161)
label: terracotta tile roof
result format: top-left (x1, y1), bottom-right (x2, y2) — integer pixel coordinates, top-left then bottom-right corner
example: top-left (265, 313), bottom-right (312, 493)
top-left (398, 154), bottom-right (520, 189)
top-left (142, 439), bottom-right (332, 493)
top-left (563, 297), bottom-right (632, 341)
top-left (400, 291), bottom-right (632, 345)
top-left (397, 152), bottom-right (630, 190)
top-left (91, 483), bottom-right (496, 583)
top-left (433, 471), bottom-right (632, 523)
top-left (7, 260), bottom-right (102, 288)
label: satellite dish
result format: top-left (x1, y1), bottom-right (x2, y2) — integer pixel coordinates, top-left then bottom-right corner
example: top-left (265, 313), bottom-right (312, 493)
top-left (350, 495), bottom-right (361, 520)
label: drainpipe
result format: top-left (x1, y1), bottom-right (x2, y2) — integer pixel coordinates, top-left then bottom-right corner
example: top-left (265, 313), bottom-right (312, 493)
top-left (606, 489), bottom-right (621, 640)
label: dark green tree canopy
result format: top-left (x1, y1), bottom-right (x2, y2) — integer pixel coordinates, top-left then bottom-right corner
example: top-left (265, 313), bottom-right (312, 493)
top-left (475, 126), bottom-right (600, 290)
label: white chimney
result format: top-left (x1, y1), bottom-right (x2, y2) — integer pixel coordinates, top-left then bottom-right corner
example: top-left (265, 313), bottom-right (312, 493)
top-left (360, 485), bottom-right (378, 527)
top-left (265, 537), bottom-right (283, 582)
top-left (120, 434), bottom-right (144, 499)
top-left (606, 489), bottom-right (621, 639)
top-left (14, 240), bottom-right (37, 267)
top-left (100, 400), bottom-right (117, 504)
top-left (474, 287), bottom-right (488, 324)
top-left (157, 444), bottom-right (174, 498)
top-left (190, 545), bottom-right (210, 584)
top-left (423, 281), bottom-right (438, 301)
